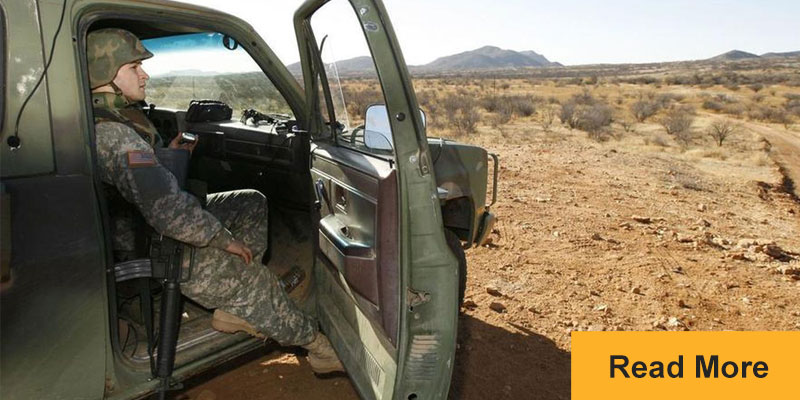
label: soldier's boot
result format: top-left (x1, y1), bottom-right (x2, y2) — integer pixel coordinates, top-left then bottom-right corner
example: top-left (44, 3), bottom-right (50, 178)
top-left (302, 332), bottom-right (345, 375)
top-left (211, 309), bottom-right (265, 339)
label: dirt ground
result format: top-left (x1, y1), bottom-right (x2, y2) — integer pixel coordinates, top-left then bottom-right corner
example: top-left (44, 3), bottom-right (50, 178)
top-left (177, 114), bottom-right (799, 399)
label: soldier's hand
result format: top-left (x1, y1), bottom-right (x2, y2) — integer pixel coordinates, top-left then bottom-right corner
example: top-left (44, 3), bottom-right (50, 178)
top-left (225, 240), bottom-right (253, 265)
top-left (168, 132), bottom-right (198, 153)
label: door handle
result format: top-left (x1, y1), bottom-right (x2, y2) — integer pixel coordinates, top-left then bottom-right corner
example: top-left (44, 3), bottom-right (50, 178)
top-left (319, 215), bottom-right (372, 258)
top-left (315, 179), bottom-right (334, 214)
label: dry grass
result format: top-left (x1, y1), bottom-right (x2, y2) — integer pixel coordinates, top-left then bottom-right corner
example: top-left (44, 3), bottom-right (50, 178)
top-left (330, 57), bottom-right (797, 176)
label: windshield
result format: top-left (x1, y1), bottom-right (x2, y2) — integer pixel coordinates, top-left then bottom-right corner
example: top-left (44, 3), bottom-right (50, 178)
top-left (142, 33), bottom-right (293, 120)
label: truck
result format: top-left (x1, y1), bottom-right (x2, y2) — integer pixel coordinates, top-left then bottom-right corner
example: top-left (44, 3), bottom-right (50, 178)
top-left (0, 0), bottom-right (497, 399)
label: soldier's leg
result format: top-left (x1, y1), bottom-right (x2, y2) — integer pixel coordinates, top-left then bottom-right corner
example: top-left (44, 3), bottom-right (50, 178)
top-left (205, 189), bottom-right (269, 258)
top-left (184, 189), bottom-right (316, 345)
top-left (183, 244), bottom-right (316, 346)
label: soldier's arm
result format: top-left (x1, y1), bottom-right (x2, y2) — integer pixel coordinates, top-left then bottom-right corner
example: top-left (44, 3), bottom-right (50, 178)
top-left (95, 121), bottom-right (234, 249)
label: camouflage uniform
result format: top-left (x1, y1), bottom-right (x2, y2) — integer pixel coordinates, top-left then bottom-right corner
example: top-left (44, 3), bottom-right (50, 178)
top-left (90, 29), bottom-right (315, 346)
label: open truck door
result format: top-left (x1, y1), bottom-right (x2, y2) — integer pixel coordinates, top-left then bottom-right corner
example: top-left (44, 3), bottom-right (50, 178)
top-left (295, 0), bottom-right (459, 398)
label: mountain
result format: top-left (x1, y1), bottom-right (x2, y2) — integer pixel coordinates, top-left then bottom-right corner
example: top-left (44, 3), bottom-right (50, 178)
top-left (760, 51), bottom-right (800, 58)
top-left (287, 56), bottom-right (377, 77)
top-left (709, 50), bottom-right (760, 61)
top-left (286, 46), bottom-right (561, 76)
top-left (421, 46), bottom-right (559, 71)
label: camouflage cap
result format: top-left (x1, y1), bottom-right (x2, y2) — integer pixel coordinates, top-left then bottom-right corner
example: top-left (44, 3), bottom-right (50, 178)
top-left (87, 28), bottom-right (153, 89)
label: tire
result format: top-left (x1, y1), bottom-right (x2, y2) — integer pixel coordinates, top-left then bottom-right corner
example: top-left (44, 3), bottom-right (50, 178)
top-left (444, 229), bottom-right (467, 308)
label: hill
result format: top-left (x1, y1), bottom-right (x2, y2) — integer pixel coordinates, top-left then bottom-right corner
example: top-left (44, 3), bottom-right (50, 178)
top-left (760, 50), bottom-right (800, 58)
top-left (709, 50), bottom-right (760, 61)
top-left (420, 46), bottom-right (560, 71)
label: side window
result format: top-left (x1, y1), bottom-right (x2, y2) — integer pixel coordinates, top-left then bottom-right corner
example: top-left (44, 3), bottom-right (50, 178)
top-left (310, 0), bottom-right (393, 154)
top-left (143, 33), bottom-right (293, 121)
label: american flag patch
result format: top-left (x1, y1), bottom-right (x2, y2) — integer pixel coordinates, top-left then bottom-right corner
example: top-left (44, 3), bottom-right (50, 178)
top-left (127, 151), bottom-right (156, 168)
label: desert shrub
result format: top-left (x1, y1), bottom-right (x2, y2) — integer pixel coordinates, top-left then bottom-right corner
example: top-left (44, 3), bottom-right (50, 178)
top-left (664, 75), bottom-right (689, 85)
top-left (644, 133), bottom-right (670, 147)
top-left (571, 89), bottom-right (596, 105)
top-left (556, 91), bottom-right (613, 137)
top-left (559, 101), bottom-right (577, 128)
top-left (660, 106), bottom-right (695, 146)
top-left (784, 93), bottom-right (800, 101)
top-left (342, 86), bottom-right (383, 121)
top-left (442, 95), bottom-right (461, 123)
top-left (575, 103), bottom-right (613, 137)
top-left (417, 91), bottom-right (442, 128)
top-left (752, 93), bottom-right (766, 103)
top-left (785, 98), bottom-right (800, 118)
top-left (657, 93), bottom-right (685, 106)
top-left (702, 100), bottom-right (723, 112)
top-left (748, 83), bottom-right (764, 92)
top-left (748, 105), bottom-right (790, 126)
top-left (480, 95), bottom-right (502, 113)
top-left (707, 119), bottom-right (738, 146)
top-left (456, 104), bottom-right (481, 134)
top-left (725, 83), bottom-right (740, 91)
top-left (722, 103), bottom-right (746, 117)
top-left (508, 96), bottom-right (537, 117)
top-left (715, 93), bottom-right (739, 103)
top-left (567, 77), bottom-right (583, 85)
top-left (619, 119), bottom-right (635, 133)
top-left (539, 106), bottom-right (557, 132)
top-left (630, 98), bottom-right (660, 122)
top-left (441, 96), bottom-right (480, 134)
top-left (480, 94), bottom-right (536, 119)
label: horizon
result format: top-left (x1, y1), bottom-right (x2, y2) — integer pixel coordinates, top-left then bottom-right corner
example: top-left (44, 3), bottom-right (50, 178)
top-left (180, 0), bottom-right (800, 67)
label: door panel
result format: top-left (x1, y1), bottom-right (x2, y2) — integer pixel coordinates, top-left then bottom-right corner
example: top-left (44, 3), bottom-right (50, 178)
top-left (311, 143), bottom-right (399, 399)
top-left (296, 0), bottom-right (458, 398)
top-left (311, 144), bottom-right (398, 343)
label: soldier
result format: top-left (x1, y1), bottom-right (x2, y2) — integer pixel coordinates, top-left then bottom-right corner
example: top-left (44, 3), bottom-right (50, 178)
top-left (87, 28), bottom-right (343, 375)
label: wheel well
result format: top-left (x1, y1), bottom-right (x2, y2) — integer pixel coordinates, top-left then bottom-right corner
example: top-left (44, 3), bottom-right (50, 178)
top-left (441, 197), bottom-right (473, 242)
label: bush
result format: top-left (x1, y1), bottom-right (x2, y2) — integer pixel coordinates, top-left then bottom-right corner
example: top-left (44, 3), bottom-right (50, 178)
top-left (455, 104), bottom-right (481, 134)
top-left (722, 103), bottom-right (746, 117)
top-left (480, 94), bottom-right (536, 118)
top-left (631, 98), bottom-right (660, 122)
top-left (660, 107), bottom-right (695, 146)
top-left (707, 119), bottom-right (738, 146)
top-left (559, 102), bottom-right (577, 128)
top-left (342, 86), bottom-right (382, 120)
top-left (785, 99), bottom-right (800, 118)
top-left (508, 95), bottom-right (536, 117)
top-left (748, 83), bottom-right (764, 93)
top-left (645, 133), bottom-right (670, 147)
top-left (442, 96), bottom-right (481, 134)
top-left (480, 95), bottom-right (502, 113)
top-left (619, 119), bottom-right (635, 133)
top-left (702, 100), bottom-right (723, 112)
top-left (539, 106), bottom-right (557, 132)
top-left (559, 91), bottom-right (612, 137)
top-left (749, 105), bottom-right (790, 126)
top-left (575, 103), bottom-right (613, 139)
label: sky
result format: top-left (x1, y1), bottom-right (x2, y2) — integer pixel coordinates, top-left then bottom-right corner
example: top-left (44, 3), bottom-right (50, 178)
top-left (184, 0), bottom-right (800, 66)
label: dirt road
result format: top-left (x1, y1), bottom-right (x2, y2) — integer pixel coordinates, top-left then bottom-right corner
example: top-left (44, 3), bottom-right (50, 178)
top-left (179, 121), bottom-right (799, 400)
top-left (745, 122), bottom-right (800, 199)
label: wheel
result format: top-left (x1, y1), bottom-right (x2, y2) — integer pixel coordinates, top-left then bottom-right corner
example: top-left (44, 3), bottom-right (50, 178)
top-left (444, 229), bottom-right (467, 308)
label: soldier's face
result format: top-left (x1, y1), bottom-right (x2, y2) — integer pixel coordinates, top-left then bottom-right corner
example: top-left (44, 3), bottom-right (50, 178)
top-left (113, 61), bottom-right (149, 102)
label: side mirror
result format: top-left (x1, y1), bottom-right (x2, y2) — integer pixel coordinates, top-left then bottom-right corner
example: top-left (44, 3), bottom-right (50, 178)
top-left (364, 104), bottom-right (426, 151)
